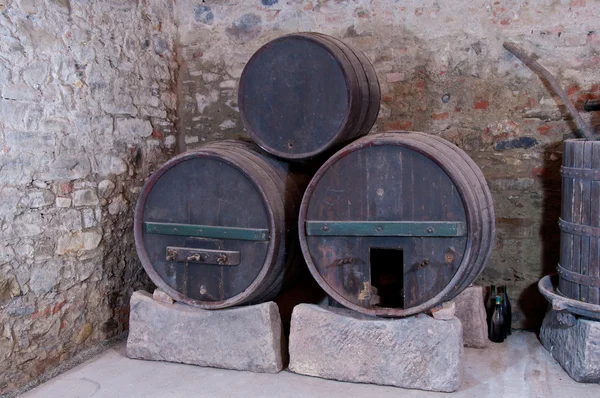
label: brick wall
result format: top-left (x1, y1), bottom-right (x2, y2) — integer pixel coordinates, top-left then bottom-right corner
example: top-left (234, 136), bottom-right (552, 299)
top-left (175, 0), bottom-right (600, 329)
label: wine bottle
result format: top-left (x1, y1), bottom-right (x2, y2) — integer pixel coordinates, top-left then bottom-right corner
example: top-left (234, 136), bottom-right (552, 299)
top-left (485, 284), bottom-right (496, 337)
top-left (502, 285), bottom-right (512, 336)
top-left (498, 287), bottom-right (507, 339)
top-left (490, 296), bottom-right (505, 343)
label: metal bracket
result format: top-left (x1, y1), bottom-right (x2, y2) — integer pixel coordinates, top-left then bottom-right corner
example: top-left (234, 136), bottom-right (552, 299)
top-left (558, 218), bottom-right (600, 238)
top-left (165, 246), bottom-right (241, 266)
top-left (306, 221), bottom-right (466, 237)
top-left (561, 166), bottom-right (600, 180)
top-left (557, 263), bottom-right (600, 288)
top-left (145, 222), bottom-right (269, 241)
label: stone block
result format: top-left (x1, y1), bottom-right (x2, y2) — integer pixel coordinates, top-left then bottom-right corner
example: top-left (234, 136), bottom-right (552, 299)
top-left (453, 286), bottom-right (490, 348)
top-left (11, 212), bottom-right (43, 238)
top-left (55, 197), bottom-right (71, 208)
top-left (1, 83), bottom-right (41, 102)
top-left (24, 189), bottom-right (54, 209)
top-left (431, 301), bottom-right (456, 320)
top-left (39, 153), bottom-right (91, 181)
top-left (540, 310), bottom-right (600, 383)
top-left (72, 189), bottom-right (99, 207)
top-left (98, 180), bottom-right (116, 198)
top-left (82, 208), bottom-right (98, 228)
top-left (115, 118), bottom-right (153, 140)
top-left (94, 155), bottom-right (128, 176)
top-left (59, 209), bottom-right (83, 232)
top-left (288, 304), bottom-right (463, 393)
top-left (55, 230), bottom-right (102, 254)
top-left (127, 291), bottom-right (285, 373)
top-left (152, 288), bottom-right (174, 304)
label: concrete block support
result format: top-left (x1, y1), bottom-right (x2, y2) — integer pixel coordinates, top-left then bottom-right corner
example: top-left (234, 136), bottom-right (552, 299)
top-left (452, 286), bottom-right (490, 348)
top-left (288, 304), bottom-right (463, 392)
top-left (127, 291), bottom-right (285, 373)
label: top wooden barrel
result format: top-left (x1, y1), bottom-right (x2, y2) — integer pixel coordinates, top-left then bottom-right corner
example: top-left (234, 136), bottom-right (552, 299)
top-left (238, 33), bottom-right (380, 160)
top-left (298, 132), bottom-right (495, 317)
top-left (558, 139), bottom-right (600, 305)
top-left (134, 140), bottom-right (307, 309)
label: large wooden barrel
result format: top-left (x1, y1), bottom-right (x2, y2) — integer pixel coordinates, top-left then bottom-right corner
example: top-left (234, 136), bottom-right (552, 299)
top-left (558, 139), bottom-right (600, 305)
top-left (134, 140), bottom-right (307, 308)
top-left (238, 32), bottom-right (380, 160)
top-left (298, 132), bottom-right (495, 317)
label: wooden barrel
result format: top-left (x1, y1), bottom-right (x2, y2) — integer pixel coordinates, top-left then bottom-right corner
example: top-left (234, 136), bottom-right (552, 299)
top-left (238, 33), bottom-right (380, 160)
top-left (298, 132), bottom-right (495, 317)
top-left (558, 139), bottom-right (600, 305)
top-left (134, 140), bottom-right (307, 308)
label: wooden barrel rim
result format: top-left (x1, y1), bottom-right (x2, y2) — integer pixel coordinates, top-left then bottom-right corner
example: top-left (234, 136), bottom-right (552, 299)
top-left (134, 147), bottom-right (283, 309)
top-left (298, 32), bottom-right (371, 141)
top-left (371, 133), bottom-right (485, 305)
top-left (206, 143), bottom-right (303, 302)
top-left (238, 33), bottom-right (361, 160)
top-left (203, 146), bottom-right (288, 303)
top-left (306, 32), bottom-right (381, 138)
top-left (408, 132), bottom-right (495, 294)
top-left (404, 133), bottom-right (492, 292)
top-left (209, 141), bottom-right (304, 206)
top-left (298, 131), bottom-right (492, 316)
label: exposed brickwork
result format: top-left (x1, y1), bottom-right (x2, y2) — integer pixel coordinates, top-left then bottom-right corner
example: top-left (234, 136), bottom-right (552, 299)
top-left (175, 0), bottom-right (600, 330)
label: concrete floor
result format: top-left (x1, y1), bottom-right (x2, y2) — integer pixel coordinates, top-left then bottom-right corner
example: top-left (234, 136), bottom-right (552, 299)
top-left (21, 331), bottom-right (599, 398)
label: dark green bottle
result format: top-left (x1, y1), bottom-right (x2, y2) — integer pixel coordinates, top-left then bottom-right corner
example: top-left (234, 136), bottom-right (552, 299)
top-left (498, 287), bottom-right (507, 339)
top-left (490, 296), bottom-right (505, 343)
top-left (485, 284), bottom-right (496, 337)
top-left (501, 285), bottom-right (512, 336)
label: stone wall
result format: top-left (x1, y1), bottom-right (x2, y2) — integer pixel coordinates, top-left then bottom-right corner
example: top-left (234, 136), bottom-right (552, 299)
top-left (1, 0), bottom-right (599, 394)
top-left (175, 0), bottom-right (600, 329)
top-left (0, 0), bottom-right (177, 394)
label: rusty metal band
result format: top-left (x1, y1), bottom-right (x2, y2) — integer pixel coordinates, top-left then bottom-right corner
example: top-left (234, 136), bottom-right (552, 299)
top-left (306, 221), bottom-right (467, 237)
top-left (558, 218), bottom-right (600, 238)
top-left (165, 246), bottom-right (240, 266)
top-left (144, 222), bottom-right (269, 241)
top-left (561, 166), bottom-right (600, 180)
top-left (557, 264), bottom-right (600, 288)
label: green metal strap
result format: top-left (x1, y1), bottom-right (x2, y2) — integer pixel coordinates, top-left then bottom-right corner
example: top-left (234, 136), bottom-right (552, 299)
top-left (144, 222), bottom-right (269, 241)
top-left (306, 221), bottom-right (467, 237)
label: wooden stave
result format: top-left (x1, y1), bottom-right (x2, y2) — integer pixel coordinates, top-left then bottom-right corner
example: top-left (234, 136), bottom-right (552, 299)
top-left (370, 133), bottom-right (494, 305)
top-left (200, 146), bottom-right (289, 304)
top-left (206, 140), bottom-right (306, 302)
top-left (299, 33), bottom-right (373, 142)
top-left (305, 32), bottom-right (380, 140)
top-left (407, 132), bottom-right (495, 296)
top-left (298, 132), bottom-right (495, 317)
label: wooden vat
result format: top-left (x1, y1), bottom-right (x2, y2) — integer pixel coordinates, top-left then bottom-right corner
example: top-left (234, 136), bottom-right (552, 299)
top-left (558, 139), bottom-right (600, 305)
top-left (134, 140), bottom-right (307, 308)
top-left (238, 33), bottom-right (380, 160)
top-left (298, 132), bottom-right (495, 317)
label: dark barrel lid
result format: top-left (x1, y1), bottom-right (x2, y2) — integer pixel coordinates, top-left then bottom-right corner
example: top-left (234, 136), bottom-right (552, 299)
top-left (134, 149), bottom-right (279, 308)
top-left (239, 34), bottom-right (354, 160)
